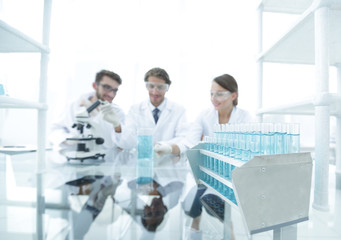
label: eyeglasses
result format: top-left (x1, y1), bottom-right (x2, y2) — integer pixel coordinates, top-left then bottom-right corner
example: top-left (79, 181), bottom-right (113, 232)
top-left (210, 91), bottom-right (231, 100)
top-left (99, 84), bottom-right (118, 94)
top-left (146, 82), bottom-right (169, 92)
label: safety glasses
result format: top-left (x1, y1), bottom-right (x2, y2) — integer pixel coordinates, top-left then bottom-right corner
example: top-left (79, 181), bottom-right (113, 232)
top-left (99, 83), bottom-right (119, 94)
top-left (145, 82), bottom-right (169, 92)
top-left (210, 91), bottom-right (232, 100)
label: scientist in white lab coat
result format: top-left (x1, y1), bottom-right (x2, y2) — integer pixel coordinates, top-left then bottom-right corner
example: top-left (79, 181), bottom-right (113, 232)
top-left (171, 73), bottom-right (254, 154)
top-left (117, 67), bottom-right (188, 155)
top-left (49, 70), bottom-right (125, 149)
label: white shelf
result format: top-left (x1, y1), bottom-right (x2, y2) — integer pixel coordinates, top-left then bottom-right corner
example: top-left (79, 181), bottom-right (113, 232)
top-left (0, 1), bottom-right (52, 238)
top-left (257, 0), bottom-right (340, 210)
top-left (258, 3), bottom-right (341, 65)
top-left (0, 20), bottom-right (49, 53)
top-left (260, 0), bottom-right (313, 13)
top-left (257, 94), bottom-right (341, 116)
top-left (0, 96), bottom-right (47, 109)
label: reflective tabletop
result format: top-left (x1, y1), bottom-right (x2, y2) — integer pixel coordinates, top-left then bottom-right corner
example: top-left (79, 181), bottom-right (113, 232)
top-left (0, 149), bottom-right (248, 240)
top-left (1, 148), bottom-right (341, 240)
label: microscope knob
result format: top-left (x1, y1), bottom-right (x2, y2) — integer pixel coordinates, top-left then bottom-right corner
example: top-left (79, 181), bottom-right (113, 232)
top-left (96, 138), bottom-right (105, 145)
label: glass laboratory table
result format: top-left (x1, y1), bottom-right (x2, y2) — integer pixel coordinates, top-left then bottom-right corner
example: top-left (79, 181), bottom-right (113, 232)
top-left (0, 148), bottom-right (253, 240)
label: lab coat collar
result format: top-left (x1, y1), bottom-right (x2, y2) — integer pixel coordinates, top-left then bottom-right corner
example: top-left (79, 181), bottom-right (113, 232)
top-left (143, 98), bottom-right (169, 112)
top-left (214, 106), bottom-right (237, 124)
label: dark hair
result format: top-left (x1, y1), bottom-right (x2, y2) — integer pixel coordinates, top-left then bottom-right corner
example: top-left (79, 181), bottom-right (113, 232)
top-left (95, 70), bottom-right (122, 85)
top-left (141, 215), bottom-right (165, 232)
top-left (144, 67), bottom-right (171, 85)
top-left (213, 74), bottom-right (238, 106)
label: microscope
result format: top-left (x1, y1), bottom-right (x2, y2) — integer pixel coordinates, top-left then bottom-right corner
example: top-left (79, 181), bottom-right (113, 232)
top-left (64, 100), bottom-right (106, 162)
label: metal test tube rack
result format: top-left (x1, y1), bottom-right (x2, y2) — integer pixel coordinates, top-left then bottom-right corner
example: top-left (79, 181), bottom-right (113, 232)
top-left (187, 143), bottom-right (313, 240)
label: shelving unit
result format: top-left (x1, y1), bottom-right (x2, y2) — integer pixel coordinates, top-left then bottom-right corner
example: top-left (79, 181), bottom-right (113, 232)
top-left (0, 0), bottom-right (52, 239)
top-left (256, 0), bottom-right (341, 211)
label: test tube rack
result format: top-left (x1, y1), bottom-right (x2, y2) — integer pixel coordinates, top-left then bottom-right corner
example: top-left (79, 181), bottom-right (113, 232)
top-left (187, 143), bottom-right (313, 238)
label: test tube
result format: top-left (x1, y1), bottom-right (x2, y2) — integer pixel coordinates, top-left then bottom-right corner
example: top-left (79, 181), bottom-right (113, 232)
top-left (261, 123), bottom-right (274, 155)
top-left (287, 123), bottom-right (300, 153)
top-left (274, 123), bottom-right (286, 154)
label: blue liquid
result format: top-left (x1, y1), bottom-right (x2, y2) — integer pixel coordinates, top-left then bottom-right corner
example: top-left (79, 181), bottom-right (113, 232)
top-left (0, 84), bottom-right (5, 95)
top-left (137, 135), bottom-right (153, 159)
top-left (209, 141), bottom-right (214, 171)
top-left (288, 134), bottom-right (300, 153)
top-left (261, 132), bottom-right (274, 155)
top-left (219, 160), bottom-right (224, 176)
top-left (230, 189), bottom-right (237, 205)
top-left (224, 162), bottom-right (230, 180)
top-left (229, 132), bottom-right (235, 158)
top-left (235, 132), bottom-right (241, 160)
top-left (216, 181), bottom-right (223, 193)
top-left (137, 135), bottom-right (153, 184)
top-left (213, 178), bottom-right (218, 188)
top-left (208, 175), bottom-right (213, 186)
top-left (136, 158), bottom-right (153, 183)
top-left (251, 131), bottom-right (261, 158)
top-left (244, 132), bottom-right (252, 161)
top-left (136, 177), bottom-right (153, 184)
top-left (204, 141), bottom-right (209, 168)
top-left (214, 158), bottom-right (219, 175)
top-left (230, 165), bottom-right (236, 181)
top-left (224, 185), bottom-right (230, 198)
top-left (275, 132), bottom-right (285, 154)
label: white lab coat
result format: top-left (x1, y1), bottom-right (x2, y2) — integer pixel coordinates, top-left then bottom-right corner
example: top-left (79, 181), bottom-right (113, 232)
top-left (49, 92), bottom-right (125, 149)
top-left (118, 98), bottom-right (188, 153)
top-left (180, 106), bottom-right (254, 150)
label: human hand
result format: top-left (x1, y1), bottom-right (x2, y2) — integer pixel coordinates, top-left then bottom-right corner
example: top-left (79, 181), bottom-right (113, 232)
top-left (154, 142), bottom-right (172, 157)
top-left (80, 99), bottom-right (99, 117)
top-left (100, 102), bottom-right (120, 127)
top-left (79, 99), bottom-right (92, 108)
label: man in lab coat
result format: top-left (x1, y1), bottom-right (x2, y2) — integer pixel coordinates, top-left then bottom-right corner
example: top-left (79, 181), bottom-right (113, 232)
top-left (117, 67), bottom-right (188, 156)
top-left (49, 69), bottom-right (125, 149)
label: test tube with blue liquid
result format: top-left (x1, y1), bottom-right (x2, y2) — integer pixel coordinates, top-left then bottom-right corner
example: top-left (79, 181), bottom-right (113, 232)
top-left (244, 123), bottom-right (252, 161)
top-left (234, 124), bottom-right (242, 160)
top-left (250, 123), bottom-right (261, 158)
top-left (240, 123), bottom-right (248, 161)
top-left (287, 123), bottom-right (300, 153)
top-left (208, 136), bottom-right (215, 186)
top-left (274, 123), bottom-right (286, 154)
top-left (203, 136), bottom-right (209, 168)
top-left (229, 124), bottom-right (236, 158)
top-left (213, 124), bottom-right (220, 176)
top-left (261, 123), bottom-right (274, 155)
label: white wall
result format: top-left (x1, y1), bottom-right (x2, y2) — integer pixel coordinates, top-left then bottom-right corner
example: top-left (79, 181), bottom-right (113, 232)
top-left (0, 0), bottom-right (336, 147)
top-left (47, 0), bottom-right (259, 125)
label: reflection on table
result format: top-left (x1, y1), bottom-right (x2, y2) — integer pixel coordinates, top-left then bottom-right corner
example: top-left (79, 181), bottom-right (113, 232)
top-left (1, 148), bottom-right (241, 240)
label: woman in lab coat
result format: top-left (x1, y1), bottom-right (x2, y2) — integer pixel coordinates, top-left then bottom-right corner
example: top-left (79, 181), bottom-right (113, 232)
top-left (157, 73), bottom-right (253, 155)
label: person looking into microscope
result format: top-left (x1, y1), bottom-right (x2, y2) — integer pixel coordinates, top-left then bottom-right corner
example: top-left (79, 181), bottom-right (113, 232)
top-left (49, 69), bottom-right (125, 149)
